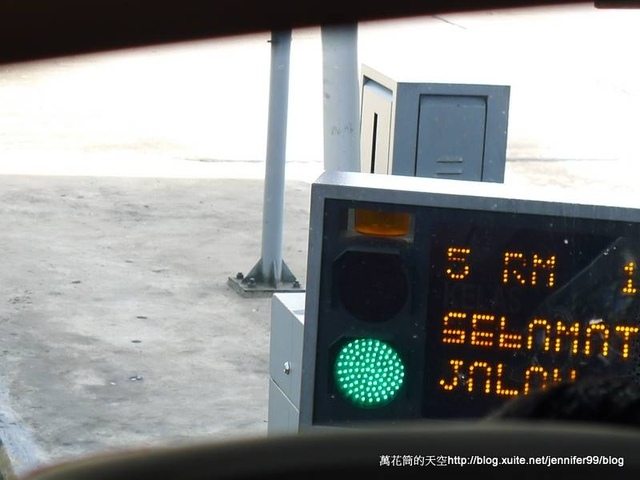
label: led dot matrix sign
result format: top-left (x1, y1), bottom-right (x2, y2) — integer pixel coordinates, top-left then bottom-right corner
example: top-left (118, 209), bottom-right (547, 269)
top-left (300, 171), bottom-right (640, 428)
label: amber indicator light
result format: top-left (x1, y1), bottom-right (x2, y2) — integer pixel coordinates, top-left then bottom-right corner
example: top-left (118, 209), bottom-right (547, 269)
top-left (354, 209), bottom-right (411, 237)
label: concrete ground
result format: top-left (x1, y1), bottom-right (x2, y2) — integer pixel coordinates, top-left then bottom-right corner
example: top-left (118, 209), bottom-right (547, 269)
top-left (0, 4), bottom-right (638, 478)
top-left (0, 175), bottom-right (311, 475)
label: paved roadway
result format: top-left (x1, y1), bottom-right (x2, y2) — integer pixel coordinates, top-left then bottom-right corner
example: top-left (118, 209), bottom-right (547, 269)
top-left (0, 3), bottom-right (639, 477)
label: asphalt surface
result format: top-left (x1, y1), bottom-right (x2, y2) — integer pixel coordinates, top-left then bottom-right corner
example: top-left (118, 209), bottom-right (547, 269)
top-left (0, 4), bottom-right (638, 478)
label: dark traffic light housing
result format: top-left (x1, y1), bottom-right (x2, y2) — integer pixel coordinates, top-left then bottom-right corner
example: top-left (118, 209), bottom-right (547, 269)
top-left (300, 171), bottom-right (640, 429)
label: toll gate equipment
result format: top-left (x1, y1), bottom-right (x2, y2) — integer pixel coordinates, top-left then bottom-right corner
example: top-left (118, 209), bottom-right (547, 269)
top-left (360, 65), bottom-right (510, 182)
top-left (296, 171), bottom-right (640, 429)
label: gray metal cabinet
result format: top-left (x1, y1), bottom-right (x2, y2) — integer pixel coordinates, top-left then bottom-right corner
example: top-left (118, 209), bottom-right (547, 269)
top-left (360, 65), bottom-right (510, 183)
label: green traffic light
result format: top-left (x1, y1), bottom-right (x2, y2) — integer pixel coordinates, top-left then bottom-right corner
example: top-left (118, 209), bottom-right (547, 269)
top-left (334, 338), bottom-right (405, 408)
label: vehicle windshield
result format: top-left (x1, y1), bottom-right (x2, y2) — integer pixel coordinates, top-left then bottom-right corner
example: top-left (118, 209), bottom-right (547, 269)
top-left (0, 2), bottom-right (639, 477)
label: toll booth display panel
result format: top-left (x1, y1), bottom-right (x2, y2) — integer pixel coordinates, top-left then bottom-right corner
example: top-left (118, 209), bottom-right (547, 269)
top-left (311, 199), bottom-right (640, 425)
top-left (425, 210), bottom-right (640, 418)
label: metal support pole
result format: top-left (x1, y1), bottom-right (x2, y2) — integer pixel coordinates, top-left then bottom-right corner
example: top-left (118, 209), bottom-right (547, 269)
top-left (228, 30), bottom-right (300, 298)
top-left (321, 23), bottom-right (361, 172)
top-left (259, 29), bottom-right (292, 285)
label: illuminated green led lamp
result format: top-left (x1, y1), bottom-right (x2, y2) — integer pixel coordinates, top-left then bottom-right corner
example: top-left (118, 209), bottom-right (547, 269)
top-left (334, 338), bottom-right (405, 408)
